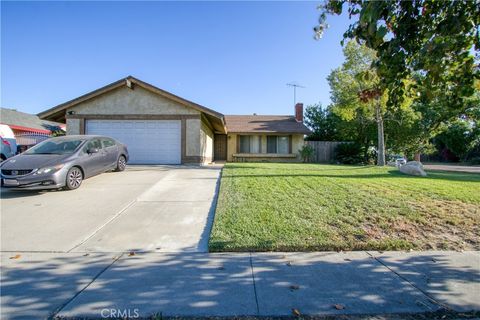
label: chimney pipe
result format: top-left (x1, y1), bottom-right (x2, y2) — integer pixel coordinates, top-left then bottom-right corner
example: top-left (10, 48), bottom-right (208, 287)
top-left (295, 103), bottom-right (304, 122)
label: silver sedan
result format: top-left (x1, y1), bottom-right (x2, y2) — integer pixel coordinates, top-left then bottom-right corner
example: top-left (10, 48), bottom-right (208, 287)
top-left (0, 135), bottom-right (129, 190)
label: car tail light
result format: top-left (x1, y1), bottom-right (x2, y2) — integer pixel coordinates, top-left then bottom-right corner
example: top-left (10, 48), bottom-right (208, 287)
top-left (2, 139), bottom-right (10, 146)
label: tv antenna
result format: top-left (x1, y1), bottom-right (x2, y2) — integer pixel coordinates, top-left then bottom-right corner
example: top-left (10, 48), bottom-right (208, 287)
top-left (287, 82), bottom-right (305, 105)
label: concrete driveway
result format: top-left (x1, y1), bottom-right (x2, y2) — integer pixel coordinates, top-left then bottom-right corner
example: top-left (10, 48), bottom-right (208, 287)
top-left (0, 165), bottom-right (222, 253)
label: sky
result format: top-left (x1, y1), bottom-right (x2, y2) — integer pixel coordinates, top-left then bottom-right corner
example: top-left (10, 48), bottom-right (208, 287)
top-left (1, 1), bottom-right (353, 116)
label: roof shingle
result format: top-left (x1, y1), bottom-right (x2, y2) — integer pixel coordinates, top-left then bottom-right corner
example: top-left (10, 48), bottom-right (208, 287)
top-left (1, 108), bottom-right (64, 132)
top-left (224, 115), bottom-right (311, 134)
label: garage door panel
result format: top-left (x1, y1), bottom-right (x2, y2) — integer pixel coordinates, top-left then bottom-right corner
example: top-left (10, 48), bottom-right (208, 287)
top-left (86, 120), bottom-right (181, 164)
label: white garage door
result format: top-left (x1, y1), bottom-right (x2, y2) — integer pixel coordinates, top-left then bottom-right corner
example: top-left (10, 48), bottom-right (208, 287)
top-left (86, 120), bottom-right (181, 164)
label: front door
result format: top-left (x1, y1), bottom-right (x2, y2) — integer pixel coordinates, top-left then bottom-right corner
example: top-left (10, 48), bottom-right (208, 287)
top-left (214, 134), bottom-right (227, 161)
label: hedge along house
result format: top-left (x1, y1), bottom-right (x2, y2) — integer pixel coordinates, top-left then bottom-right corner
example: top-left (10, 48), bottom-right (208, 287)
top-left (38, 76), bottom-right (310, 164)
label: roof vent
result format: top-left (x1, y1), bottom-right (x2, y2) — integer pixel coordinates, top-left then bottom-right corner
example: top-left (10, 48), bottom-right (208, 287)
top-left (126, 79), bottom-right (134, 90)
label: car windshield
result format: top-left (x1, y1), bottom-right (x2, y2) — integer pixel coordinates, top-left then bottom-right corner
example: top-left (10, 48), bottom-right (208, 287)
top-left (24, 139), bottom-right (84, 155)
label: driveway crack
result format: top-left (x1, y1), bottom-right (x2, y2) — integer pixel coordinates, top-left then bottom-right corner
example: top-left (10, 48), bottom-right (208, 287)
top-left (67, 199), bottom-right (137, 252)
top-left (47, 253), bottom-right (124, 319)
top-left (249, 252), bottom-right (260, 315)
top-left (366, 251), bottom-right (451, 311)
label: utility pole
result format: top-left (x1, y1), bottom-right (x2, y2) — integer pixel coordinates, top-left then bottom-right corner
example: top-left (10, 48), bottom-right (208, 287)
top-left (287, 82), bottom-right (305, 105)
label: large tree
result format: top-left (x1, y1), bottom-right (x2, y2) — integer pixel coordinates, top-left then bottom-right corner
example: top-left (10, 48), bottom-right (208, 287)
top-left (314, 0), bottom-right (479, 111)
top-left (304, 103), bottom-right (356, 141)
top-left (315, 0), bottom-right (479, 162)
top-left (393, 75), bottom-right (480, 159)
top-left (328, 41), bottom-right (392, 165)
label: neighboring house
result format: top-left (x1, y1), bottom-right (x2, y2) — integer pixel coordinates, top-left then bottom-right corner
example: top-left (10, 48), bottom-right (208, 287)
top-left (38, 76), bottom-right (311, 164)
top-left (0, 108), bottom-right (65, 152)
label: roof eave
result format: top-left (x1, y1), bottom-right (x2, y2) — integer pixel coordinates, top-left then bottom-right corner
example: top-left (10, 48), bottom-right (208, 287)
top-left (38, 76), bottom-right (225, 123)
top-left (37, 78), bottom-right (126, 120)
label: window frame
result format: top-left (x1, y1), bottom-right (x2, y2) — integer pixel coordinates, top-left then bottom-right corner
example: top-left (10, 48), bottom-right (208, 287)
top-left (238, 135), bottom-right (261, 153)
top-left (266, 135), bottom-right (290, 154)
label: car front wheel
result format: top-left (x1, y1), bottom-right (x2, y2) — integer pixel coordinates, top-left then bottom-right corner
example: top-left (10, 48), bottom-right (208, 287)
top-left (115, 155), bottom-right (127, 172)
top-left (65, 167), bottom-right (83, 190)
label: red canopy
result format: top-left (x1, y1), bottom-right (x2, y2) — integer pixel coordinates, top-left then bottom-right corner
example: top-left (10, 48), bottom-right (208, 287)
top-left (7, 124), bottom-right (51, 134)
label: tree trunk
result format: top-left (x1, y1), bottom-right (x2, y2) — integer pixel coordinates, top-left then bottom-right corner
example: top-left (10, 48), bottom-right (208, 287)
top-left (375, 102), bottom-right (386, 166)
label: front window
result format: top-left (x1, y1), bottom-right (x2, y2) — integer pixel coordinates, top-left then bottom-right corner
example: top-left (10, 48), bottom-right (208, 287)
top-left (267, 136), bottom-right (290, 154)
top-left (239, 135), bottom-right (260, 153)
top-left (24, 139), bottom-right (83, 155)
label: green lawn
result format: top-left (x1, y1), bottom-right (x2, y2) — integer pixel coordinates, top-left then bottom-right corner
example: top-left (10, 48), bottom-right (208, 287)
top-left (209, 163), bottom-right (480, 252)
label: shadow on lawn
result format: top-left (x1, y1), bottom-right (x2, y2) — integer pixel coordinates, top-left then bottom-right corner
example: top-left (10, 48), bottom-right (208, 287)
top-left (226, 164), bottom-right (377, 171)
top-left (1, 251), bottom-right (479, 319)
top-left (222, 170), bottom-right (480, 183)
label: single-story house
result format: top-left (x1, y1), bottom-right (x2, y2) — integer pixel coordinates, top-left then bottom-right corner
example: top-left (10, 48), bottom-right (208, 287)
top-left (38, 76), bottom-right (310, 164)
top-left (0, 107), bottom-right (65, 152)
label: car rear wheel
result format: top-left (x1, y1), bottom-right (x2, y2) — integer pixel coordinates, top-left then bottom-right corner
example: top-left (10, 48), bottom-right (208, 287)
top-left (65, 167), bottom-right (83, 190)
top-left (115, 155), bottom-right (127, 172)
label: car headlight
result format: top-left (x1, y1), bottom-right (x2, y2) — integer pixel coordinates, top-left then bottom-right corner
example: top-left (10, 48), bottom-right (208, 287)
top-left (35, 164), bottom-right (65, 175)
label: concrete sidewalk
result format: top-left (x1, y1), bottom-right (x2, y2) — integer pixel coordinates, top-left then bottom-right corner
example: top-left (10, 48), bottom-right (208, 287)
top-left (1, 251), bottom-right (479, 319)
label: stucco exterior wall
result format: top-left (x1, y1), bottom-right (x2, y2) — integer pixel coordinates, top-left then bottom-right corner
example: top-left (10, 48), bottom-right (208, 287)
top-left (200, 119), bottom-right (214, 164)
top-left (226, 133), bottom-right (305, 162)
top-left (227, 134), bottom-right (237, 162)
top-left (66, 118), bottom-right (80, 135)
top-left (186, 119), bottom-right (201, 157)
top-left (68, 86), bottom-right (200, 116)
top-left (64, 85), bottom-right (209, 164)
top-left (61, 83), bottom-right (307, 164)
top-left (292, 134), bottom-right (306, 160)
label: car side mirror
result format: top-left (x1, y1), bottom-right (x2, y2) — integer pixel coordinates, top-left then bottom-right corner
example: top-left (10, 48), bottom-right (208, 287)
top-left (87, 148), bottom-right (99, 154)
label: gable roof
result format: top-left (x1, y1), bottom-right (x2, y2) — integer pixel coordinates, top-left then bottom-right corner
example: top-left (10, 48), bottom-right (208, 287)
top-left (1, 108), bottom-right (64, 134)
top-left (38, 76), bottom-right (227, 133)
top-left (224, 115), bottom-right (311, 134)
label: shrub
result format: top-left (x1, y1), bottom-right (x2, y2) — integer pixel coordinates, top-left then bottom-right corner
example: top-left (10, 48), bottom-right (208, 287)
top-left (469, 157), bottom-right (480, 165)
top-left (299, 144), bottom-right (315, 163)
top-left (335, 143), bottom-right (364, 164)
